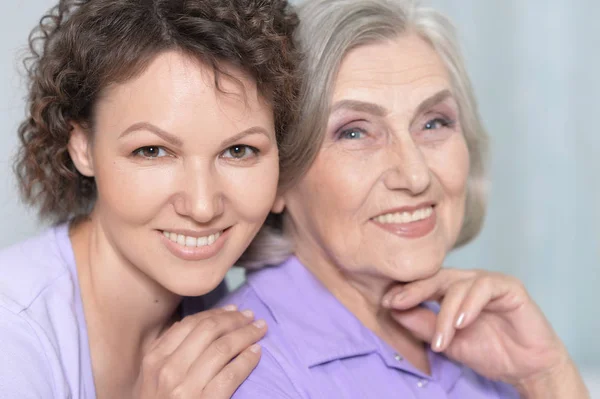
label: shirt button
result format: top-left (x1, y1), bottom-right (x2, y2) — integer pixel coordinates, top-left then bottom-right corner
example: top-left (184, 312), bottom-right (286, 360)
top-left (417, 379), bottom-right (428, 388)
top-left (394, 353), bottom-right (403, 361)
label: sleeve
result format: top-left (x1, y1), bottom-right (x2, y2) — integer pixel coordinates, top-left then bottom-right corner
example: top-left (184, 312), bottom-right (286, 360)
top-left (0, 306), bottom-right (56, 399)
top-left (231, 348), bottom-right (302, 399)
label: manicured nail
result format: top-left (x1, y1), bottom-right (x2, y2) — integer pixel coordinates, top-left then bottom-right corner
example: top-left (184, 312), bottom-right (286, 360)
top-left (382, 295), bottom-right (392, 308)
top-left (455, 312), bottom-right (466, 328)
top-left (249, 344), bottom-right (261, 353)
top-left (242, 309), bottom-right (254, 319)
top-left (434, 333), bottom-right (444, 351)
top-left (253, 319), bottom-right (266, 329)
top-left (392, 293), bottom-right (407, 307)
top-left (222, 304), bottom-right (237, 312)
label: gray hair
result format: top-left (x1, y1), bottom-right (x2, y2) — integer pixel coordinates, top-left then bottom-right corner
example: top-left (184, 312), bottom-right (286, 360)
top-left (239, 0), bottom-right (488, 268)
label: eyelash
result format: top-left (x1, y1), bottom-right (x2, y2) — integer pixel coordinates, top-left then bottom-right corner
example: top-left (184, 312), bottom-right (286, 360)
top-left (220, 145), bottom-right (260, 160)
top-left (132, 146), bottom-right (169, 159)
top-left (131, 144), bottom-right (260, 161)
top-left (423, 117), bottom-right (455, 130)
top-left (337, 126), bottom-right (368, 140)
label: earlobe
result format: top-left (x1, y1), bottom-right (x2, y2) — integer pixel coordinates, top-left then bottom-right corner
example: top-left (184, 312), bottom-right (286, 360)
top-left (67, 123), bottom-right (95, 177)
top-left (271, 196), bottom-right (285, 213)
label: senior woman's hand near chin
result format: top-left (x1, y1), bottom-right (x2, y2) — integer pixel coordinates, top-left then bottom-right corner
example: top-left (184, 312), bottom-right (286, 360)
top-left (383, 269), bottom-right (590, 398)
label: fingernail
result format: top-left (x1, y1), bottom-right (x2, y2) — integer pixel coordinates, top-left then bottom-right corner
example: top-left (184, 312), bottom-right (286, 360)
top-left (253, 319), bottom-right (266, 329)
top-left (455, 312), bottom-right (466, 328)
top-left (249, 344), bottom-right (261, 353)
top-left (382, 295), bottom-right (392, 308)
top-left (242, 309), bottom-right (254, 319)
top-left (392, 293), bottom-right (407, 307)
top-left (434, 333), bottom-right (444, 351)
top-left (222, 304), bottom-right (237, 312)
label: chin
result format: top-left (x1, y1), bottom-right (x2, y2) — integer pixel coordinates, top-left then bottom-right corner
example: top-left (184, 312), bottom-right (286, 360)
top-left (166, 272), bottom-right (226, 297)
top-left (379, 250), bottom-right (446, 283)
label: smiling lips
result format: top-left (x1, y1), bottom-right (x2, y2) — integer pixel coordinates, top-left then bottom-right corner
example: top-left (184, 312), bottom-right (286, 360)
top-left (371, 205), bottom-right (436, 238)
top-left (160, 228), bottom-right (229, 261)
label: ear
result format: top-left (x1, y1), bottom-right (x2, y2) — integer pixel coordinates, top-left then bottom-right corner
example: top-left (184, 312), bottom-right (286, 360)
top-left (67, 122), bottom-right (95, 177)
top-left (271, 195), bottom-right (285, 214)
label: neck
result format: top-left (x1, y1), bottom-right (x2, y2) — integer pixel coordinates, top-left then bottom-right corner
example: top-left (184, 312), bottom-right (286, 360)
top-left (70, 215), bottom-right (181, 394)
top-left (293, 232), bottom-right (431, 374)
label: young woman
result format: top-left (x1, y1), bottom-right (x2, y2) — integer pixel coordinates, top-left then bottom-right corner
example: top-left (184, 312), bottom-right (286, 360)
top-left (0, 0), bottom-right (299, 397)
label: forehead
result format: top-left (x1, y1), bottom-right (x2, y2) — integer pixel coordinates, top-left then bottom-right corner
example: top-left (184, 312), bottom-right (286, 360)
top-left (96, 51), bottom-right (273, 132)
top-left (332, 34), bottom-right (452, 107)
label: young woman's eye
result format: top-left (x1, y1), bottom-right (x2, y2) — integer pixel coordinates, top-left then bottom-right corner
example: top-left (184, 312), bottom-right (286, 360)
top-left (423, 117), bottom-right (454, 130)
top-left (338, 127), bottom-right (366, 140)
top-left (132, 146), bottom-right (168, 158)
top-left (221, 145), bottom-right (259, 160)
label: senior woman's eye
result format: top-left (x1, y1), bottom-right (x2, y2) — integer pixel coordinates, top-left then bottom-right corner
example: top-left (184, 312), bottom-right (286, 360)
top-left (132, 146), bottom-right (169, 159)
top-left (423, 117), bottom-right (455, 130)
top-left (221, 145), bottom-right (259, 160)
top-left (338, 127), bottom-right (367, 140)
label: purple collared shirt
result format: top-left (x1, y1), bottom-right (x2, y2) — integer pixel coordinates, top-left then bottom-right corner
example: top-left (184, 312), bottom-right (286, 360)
top-left (220, 257), bottom-right (519, 398)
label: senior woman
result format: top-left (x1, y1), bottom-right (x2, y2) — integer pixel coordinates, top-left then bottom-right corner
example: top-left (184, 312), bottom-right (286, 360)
top-left (0, 0), bottom-right (300, 397)
top-left (222, 0), bottom-right (589, 397)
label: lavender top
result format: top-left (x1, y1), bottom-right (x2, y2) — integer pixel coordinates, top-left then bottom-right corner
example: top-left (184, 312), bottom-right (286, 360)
top-left (221, 256), bottom-right (519, 398)
top-left (0, 224), bottom-right (224, 399)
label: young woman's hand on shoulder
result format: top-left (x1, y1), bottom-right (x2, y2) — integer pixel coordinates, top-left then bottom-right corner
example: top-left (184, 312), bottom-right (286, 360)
top-left (134, 306), bottom-right (266, 399)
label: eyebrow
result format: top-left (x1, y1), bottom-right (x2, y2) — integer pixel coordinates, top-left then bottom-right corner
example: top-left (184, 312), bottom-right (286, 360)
top-left (119, 122), bottom-right (183, 147)
top-left (410, 89), bottom-right (454, 125)
top-left (330, 99), bottom-right (388, 117)
top-left (220, 126), bottom-right (272, 147)
top-left (329, 89), bottom-right (454, 122)
top-left (118, 123), bottom-right (271, 148)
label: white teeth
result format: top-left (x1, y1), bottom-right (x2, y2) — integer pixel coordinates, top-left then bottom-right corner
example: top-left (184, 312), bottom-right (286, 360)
top-left (163, 231), bottom-right (222, 248)
top-left (374, 206), bottom-right (433, 224)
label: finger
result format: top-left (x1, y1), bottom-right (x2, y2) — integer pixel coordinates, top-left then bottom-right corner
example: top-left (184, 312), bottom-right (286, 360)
top-left (390, 307), bottom-right (436, 344)
top-left (384, 268), bottom-right (474, 310)
top-left (454, 274), bottom-right (523, 330)
top-left (185, 318), bottom-right (267, 391)
top-left (161, 310), bottom-right (256, 377)
top-left (432, 279), bottom-right (473, 352)
top-left (199, 344), bottom-right (262, 399)
top-left (381, 283), bottom-right (405, 308)
top-left (149, 306), bottom-right (233, 355)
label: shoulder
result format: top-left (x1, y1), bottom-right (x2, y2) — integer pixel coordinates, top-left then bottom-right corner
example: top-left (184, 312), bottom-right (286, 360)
top-left (0, 225), bottom-right (73, 312)
top-left (0, 306), bottom-right (57, 398)
top-left (0, 225), bottom-right (91, 398)
top-left (218, 281), bottom-right (306, 398)
top-left (231, 347), bottom-right (304, 399)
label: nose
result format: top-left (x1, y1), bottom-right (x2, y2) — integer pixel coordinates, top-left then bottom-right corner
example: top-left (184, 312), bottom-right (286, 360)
top-left (172, 161), bottom-right (224, 223)
top-left (383, 137), bottom-right (431, 195)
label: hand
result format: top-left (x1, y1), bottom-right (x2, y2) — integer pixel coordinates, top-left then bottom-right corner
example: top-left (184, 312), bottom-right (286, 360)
top-left (134, 306), bottom-right (266, 399)
top-left (382, 269), bottom-right (588, 397)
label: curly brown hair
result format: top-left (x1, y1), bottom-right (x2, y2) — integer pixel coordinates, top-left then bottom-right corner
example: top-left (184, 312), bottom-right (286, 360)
top-left (15, 0), bottom-right (299, 223)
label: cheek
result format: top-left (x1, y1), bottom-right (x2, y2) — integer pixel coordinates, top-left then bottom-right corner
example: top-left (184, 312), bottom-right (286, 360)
top-left (94, 161), bottom-right (173, 223)
top-left (428, 137), bottom-right (470, 197)
top-left (298, 151), bottom-right (376, 237)
top-left (221, 157), bottom-right (280, 222)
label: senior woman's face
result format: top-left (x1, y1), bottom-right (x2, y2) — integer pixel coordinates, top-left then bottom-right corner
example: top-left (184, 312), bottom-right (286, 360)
top-left (284, 35), bottom-right (469, 282)
top-left (71, 51), bottom-right (278, 296)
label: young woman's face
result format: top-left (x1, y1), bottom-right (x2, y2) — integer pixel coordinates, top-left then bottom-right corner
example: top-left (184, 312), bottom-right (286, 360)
top-left (73, 51), bottom-right (279, 296)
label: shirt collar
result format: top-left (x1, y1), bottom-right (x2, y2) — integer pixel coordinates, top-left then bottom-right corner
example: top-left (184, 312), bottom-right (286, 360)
top-left (246, 256), bottom-right (463, 389)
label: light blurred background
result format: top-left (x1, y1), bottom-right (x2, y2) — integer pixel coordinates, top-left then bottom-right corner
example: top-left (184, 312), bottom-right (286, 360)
top-left (1, 0), bottom-right (598, 394)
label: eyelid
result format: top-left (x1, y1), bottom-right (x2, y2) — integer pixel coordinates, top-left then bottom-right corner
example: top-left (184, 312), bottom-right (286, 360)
top-left (220, 144), bottom-right (260, 159)
top-left (132, 145), bottom-right (171, 158)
